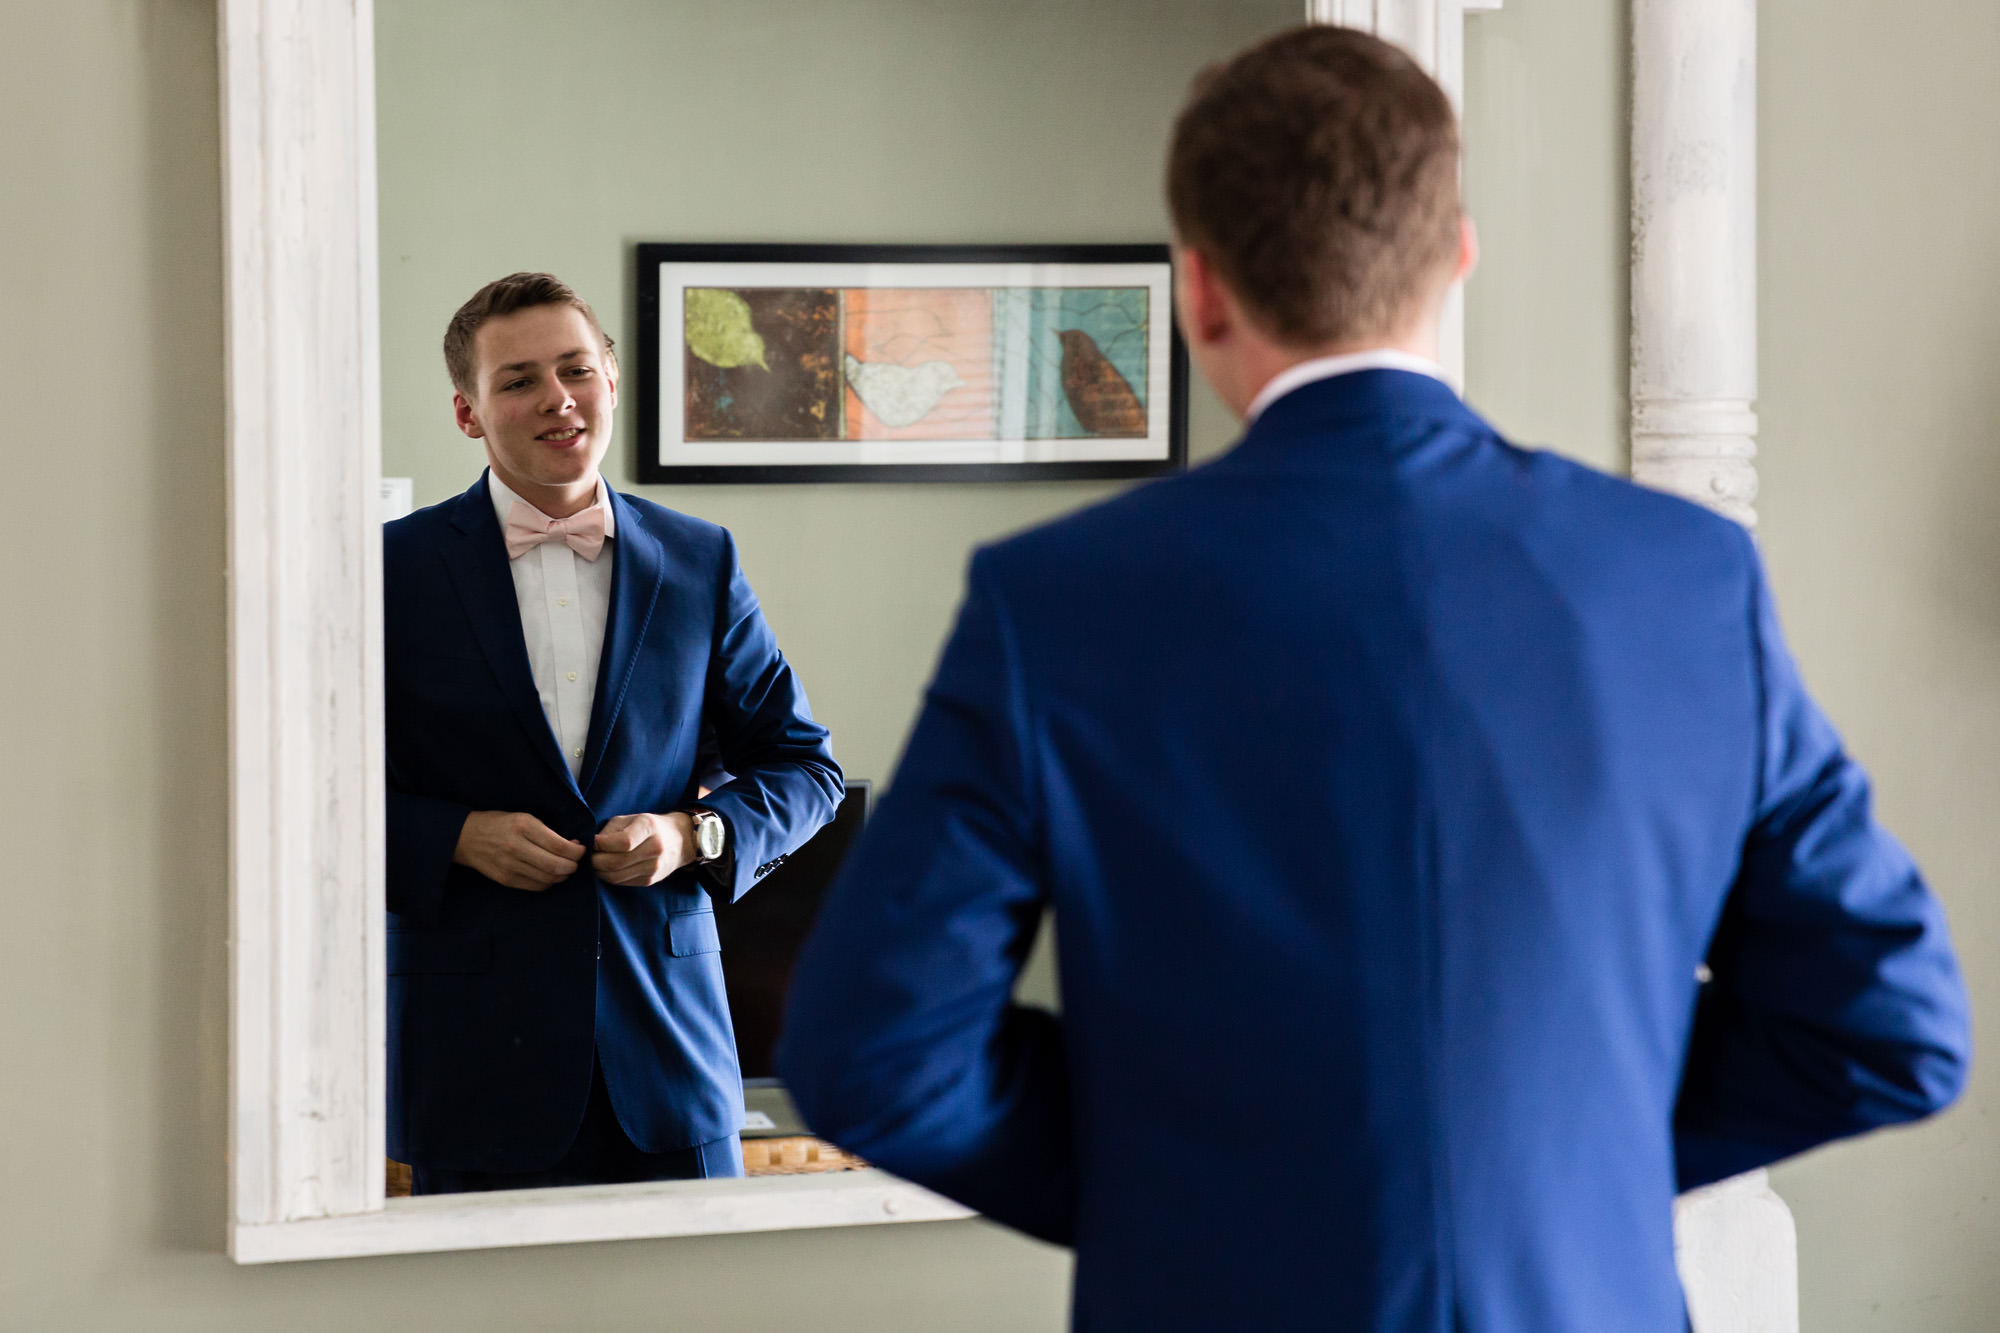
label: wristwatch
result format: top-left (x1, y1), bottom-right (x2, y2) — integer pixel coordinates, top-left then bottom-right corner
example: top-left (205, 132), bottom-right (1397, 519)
top-left (686, 807), bottom-right (726, 864)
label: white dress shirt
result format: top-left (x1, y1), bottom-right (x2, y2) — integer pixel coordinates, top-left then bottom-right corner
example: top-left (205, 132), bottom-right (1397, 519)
top-left (489, 472), bottom-right (616, 779)
top-left (1243, 348), bottom-right (1451, 424)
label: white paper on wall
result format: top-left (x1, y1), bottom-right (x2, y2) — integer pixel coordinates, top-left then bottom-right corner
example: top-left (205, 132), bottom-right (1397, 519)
top-left (380, 476), bottom-right (414, 523)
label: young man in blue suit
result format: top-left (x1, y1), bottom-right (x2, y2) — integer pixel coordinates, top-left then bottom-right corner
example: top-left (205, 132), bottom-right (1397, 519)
top-left (385, 273), bottom-right (841, 1193)
top-left (778, 26), bottom-right (1970, 1331)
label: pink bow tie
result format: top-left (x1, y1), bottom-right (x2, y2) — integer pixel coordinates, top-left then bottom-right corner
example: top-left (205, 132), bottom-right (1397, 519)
top-left (504, 500), bottom-right (608, 562)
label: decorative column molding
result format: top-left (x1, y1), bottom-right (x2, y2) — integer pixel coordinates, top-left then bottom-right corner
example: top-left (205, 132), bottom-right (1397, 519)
top-left (1635, 5), bottom-right (1796, 1319)
top-left (1305, 1), bottom-right (1502, 387)
top-left (1636, 5), bottom-right (1795, 1327)
top-left (1675, 1170), bottom-right (1801, 1333)
top-left (1630, 0), bottom-right (1760, 526)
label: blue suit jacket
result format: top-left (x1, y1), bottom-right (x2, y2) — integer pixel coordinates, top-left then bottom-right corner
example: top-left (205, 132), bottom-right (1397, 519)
top-left (777, 372), bottom-right (1969, 1332)
top-left (385, 473), bottom-right (841, 1171)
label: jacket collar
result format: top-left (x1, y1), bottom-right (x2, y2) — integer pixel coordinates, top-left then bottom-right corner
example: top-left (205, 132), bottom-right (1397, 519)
top-left (576, 486), bottom-right (665, 797)
top-left (1244, 350), bottom-right (1451, 424)
top-left (1246, 367), bottom-right (1482, 441)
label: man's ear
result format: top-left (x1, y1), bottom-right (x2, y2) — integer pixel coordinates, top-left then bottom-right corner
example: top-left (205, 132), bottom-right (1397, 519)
top-left (1453, 215), bottom-right (1479, 286)
top-left (453, 390), bottom-right (484, 440)
top-left (1175, 245), bottom-right (1234, 348)
top-left (604, 357), bottom-right (620, 408)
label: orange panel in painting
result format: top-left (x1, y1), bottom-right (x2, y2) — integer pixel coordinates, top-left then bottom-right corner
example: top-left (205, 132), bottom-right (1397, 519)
top-left (841, 288), bottom-right (997, 440)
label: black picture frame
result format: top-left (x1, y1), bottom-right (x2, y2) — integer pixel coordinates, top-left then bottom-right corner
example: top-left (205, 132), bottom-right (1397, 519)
top-left (634, 242), bottom-right (1188, 485)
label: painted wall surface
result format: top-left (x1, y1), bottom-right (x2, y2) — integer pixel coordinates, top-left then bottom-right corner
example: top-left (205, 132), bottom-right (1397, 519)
top-left (5, 0), bottom-right (1994, 1329)
top-left (375, 0), bottom-right (1297, 798)
top-left (1756, 2), bottom-right (2000, 1327)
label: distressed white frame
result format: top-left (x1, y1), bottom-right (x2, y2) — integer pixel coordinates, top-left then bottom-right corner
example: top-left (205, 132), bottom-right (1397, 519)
top-left (222, 0), bottom-right (1501, 1266)
top-left (226, 6), bottom-right (1790, 1313)
top-left (220, 0), bottom-right (974, 1263)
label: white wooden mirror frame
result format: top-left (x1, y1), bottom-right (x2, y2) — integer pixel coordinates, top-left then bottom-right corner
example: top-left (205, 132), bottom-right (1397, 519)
top-left (223, 4), bottom-right (1791, 1321)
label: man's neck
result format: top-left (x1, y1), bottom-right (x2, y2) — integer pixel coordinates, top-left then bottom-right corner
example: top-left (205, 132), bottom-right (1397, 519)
top-left (488, 460), bottom-right (602, 519)
top-left (1241, 345), bottom-right (1449, 426)
top-left (1233, 326), bottom-right (1440, 421)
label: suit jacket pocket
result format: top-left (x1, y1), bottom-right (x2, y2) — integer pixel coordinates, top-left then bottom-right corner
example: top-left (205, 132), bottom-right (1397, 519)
top-left (667, 908), bottom-right (720, 958)
top-left (389, 927), bottom-right (494, 976)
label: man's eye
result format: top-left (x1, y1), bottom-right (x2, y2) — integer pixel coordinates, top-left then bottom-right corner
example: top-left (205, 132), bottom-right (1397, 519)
top-left (505, 379), bottom-right (529, 390)
top-left (565, 366), bottom-right (592, 377)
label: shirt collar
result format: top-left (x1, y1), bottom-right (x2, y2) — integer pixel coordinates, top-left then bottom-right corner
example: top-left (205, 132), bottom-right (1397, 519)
top-left (1243, 349), bottom-right (1451, 425)
top-left (486, 470), bottom-right (617, 541)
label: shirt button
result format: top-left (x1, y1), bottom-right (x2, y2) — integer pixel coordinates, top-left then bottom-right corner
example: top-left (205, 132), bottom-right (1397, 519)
top-left (572, 746), bottom-right (583, 758)
top-left (567, 671), bottom-right (578, 682)
top-left (558, 597), bottom-right (569, 607)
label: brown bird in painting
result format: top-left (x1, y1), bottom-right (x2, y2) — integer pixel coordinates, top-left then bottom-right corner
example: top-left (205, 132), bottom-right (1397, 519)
top-left (1056, 329), bottom-right (1147, 437)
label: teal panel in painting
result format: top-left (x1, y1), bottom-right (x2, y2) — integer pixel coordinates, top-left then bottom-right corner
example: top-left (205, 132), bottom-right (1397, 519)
top-left (992, 288), bottom-right (1150, 439)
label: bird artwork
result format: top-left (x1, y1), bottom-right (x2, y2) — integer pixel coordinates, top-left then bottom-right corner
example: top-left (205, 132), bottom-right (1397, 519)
top-left (844, 353), bottom-right (966, 429)
top-left (1055, 328), bottom-right (1147, 437)
top-left (685, 289), bottom-right (769, 370)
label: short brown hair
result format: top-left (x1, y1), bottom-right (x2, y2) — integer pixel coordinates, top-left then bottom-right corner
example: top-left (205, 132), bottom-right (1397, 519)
top-left (443, 272), bottom-right (616, 396)
top-left (1167, 25), bottom-right (1462, 347)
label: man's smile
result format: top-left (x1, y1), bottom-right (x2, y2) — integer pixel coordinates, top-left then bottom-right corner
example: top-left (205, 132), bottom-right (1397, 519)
top-left (537, 426), bottom-right (585, 443)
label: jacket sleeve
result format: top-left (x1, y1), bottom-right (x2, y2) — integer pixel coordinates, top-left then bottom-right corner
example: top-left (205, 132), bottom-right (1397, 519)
top-left (1674, 539), bottom-right (1972, 1190)
top-left (774, 549), bottom-right (1074, 1245)
top-left (387, 782), bottom-right (469, 923)
top-left (689, 530), bottom-right (844, 903)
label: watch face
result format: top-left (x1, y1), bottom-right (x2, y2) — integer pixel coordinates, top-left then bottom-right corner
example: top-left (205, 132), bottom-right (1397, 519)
top-left (696, 813), bottom-right (723, 860)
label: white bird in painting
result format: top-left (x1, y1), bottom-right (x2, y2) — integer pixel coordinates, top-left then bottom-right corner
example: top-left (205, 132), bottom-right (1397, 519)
top-left (845, 353), bottom-right (965, 428)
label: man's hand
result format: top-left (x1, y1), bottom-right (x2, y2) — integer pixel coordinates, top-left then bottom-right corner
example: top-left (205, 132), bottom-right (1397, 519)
top-left (453, 811), bottom-right (587, 891)
top-left (591, 811), bottom-right (697, 887)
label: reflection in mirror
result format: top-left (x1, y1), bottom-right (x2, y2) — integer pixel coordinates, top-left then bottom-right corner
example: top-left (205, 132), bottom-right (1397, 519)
top-left (383, 272), bottom-right (846, 1197)
top-left (374, 0), bottom-right (1298, 1198)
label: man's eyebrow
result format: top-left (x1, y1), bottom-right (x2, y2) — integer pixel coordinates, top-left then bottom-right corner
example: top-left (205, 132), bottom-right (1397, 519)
top-left (492, 349), bottom-right (592, 376)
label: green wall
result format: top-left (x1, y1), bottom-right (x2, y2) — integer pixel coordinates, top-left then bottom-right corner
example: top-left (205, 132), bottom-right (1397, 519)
top-left (376, 0), bottom-right (1295, 796)
top-left (7, 0), bottom-right (1997, 1329)
top-left (1756, 2), bottom-right (2000, 1325)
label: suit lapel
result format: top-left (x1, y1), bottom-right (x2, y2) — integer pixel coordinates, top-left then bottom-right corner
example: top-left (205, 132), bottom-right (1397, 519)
top-left (579, 487), bottom-right (666, 796)
top-left (438, 473), bottom-right (581, 797)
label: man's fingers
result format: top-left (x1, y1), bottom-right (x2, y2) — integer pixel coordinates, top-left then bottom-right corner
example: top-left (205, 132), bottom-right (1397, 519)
top-left (589, 848), bottom-right (651, 876)
top-left (515, 842), bottom-right (584, 881)
top-left (594, 814), bottom-right (647, 853)
top-left (590, 844), bottom-right (667, 888)
top-left (519, 818), bottom-right (586, 860)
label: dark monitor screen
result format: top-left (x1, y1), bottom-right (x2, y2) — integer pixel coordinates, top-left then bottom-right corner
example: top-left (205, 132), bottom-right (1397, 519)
top-left (716, 780), bottom-right (869, 1079)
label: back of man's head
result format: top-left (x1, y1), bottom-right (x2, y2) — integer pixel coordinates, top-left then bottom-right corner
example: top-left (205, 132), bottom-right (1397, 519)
top-left (1167, 25), bottom-right (1462, 349)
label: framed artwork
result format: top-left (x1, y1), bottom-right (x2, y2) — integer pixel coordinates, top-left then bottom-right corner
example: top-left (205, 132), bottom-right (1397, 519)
top-left (635, 243), bottom-right (1187, 483)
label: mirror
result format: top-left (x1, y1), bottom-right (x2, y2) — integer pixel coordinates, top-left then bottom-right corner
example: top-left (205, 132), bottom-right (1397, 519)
top-left (224, 0), bottom-right (1516, 1262)
top-left (371, 0), bottom-right (1298, 1199)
